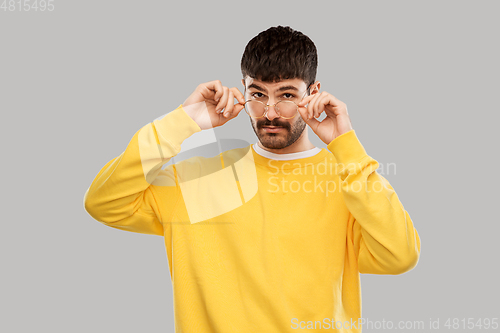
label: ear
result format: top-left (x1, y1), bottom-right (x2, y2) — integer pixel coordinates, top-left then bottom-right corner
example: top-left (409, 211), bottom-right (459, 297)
top-left (241, 79), bottom-right (245, 87)
top-left (310, 81), bottom-right (321, 95)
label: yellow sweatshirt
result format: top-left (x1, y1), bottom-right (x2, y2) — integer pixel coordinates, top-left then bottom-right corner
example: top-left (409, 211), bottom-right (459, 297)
top-left (84, 105), bottom-right (420, 333)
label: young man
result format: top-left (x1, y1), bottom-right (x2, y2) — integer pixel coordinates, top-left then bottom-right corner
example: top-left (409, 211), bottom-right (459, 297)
top-left (84, 26), bottom-right (420, 332)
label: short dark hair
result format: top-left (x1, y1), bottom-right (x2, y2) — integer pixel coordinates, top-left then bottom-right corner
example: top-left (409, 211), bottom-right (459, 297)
top-left (241, 26), bottom-right (318, 88)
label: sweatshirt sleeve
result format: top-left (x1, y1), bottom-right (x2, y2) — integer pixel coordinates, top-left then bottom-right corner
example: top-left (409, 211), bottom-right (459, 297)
top-left (83, 105), bottom-right (202, 235)
top-left (327, 130), bottom-right (421, 275)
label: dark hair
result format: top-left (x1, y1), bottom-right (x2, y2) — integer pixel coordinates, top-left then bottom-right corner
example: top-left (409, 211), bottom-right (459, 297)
top-left (241, 26), bottom-right (318, 88)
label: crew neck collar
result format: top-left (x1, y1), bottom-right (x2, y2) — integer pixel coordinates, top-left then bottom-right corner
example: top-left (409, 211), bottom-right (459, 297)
top-left (250, 143), bottom-right (329, 169)
top-left (252, 143), bottom-right (322, 161)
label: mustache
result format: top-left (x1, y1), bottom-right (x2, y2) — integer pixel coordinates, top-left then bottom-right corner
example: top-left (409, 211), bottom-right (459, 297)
top-left (257, 120), bottom-right (289, 129)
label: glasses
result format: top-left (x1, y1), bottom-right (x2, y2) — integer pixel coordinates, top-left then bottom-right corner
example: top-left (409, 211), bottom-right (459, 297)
top-left (243, 88), bottom-right (309, 119)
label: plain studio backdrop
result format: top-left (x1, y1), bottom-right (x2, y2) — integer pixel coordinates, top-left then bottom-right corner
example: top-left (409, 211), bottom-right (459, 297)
top-left (1, 1), bottom-right (498, 332)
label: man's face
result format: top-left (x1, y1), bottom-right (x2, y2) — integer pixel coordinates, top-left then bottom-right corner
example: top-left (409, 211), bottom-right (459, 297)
top-left (242, 77), bottom-right (310, 150)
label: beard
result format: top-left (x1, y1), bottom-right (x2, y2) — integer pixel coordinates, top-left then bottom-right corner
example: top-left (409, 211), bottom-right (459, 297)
top-left (250, 116), bottom-right (307, 149)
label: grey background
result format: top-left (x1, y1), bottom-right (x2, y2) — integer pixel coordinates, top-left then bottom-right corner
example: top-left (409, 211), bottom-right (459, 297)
top-left (1, 0), bottom-right (498, 332)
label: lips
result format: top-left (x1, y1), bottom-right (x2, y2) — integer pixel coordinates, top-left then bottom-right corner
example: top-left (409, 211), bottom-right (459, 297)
top-left (262, 126), bottom-right (285, 133)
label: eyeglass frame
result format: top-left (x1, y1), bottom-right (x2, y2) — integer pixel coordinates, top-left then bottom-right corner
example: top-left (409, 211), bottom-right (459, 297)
top-left (243, 84), bottom-right (312, 119)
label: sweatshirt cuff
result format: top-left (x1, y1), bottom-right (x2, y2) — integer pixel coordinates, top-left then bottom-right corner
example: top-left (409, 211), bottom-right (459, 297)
top-left (326, 130), bottom-right (368, 165)
top-left (153, 104), bottom-right (202, 153)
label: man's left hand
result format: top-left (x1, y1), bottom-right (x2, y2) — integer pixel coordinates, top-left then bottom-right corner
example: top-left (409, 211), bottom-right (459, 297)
top-left (298, 92), bottom-right (353, 145)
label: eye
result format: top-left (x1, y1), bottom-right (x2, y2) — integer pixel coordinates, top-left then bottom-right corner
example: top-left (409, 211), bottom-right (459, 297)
top-left (282, 93), bottom-right (296, 99)
top-left (251, 92), bottom-right (265, 99)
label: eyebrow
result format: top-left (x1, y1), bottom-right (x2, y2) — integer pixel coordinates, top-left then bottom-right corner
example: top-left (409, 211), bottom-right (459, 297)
top-left (247, 83), bottom-right (299, 93)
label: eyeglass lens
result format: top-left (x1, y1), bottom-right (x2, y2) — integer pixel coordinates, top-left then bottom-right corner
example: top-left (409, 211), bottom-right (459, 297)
top-left (245, 100), bottom-right (298, 118)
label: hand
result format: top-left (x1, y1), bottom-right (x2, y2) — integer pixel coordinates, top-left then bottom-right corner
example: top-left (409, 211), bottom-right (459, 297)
top-left (182, 80), bottom-right (245, 130)
top-left (297, 92), bottom-right (353, 145)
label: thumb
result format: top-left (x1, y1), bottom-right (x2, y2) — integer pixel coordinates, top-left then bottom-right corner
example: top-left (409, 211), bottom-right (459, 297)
top-left (298, 105), bottom-right (321, 128)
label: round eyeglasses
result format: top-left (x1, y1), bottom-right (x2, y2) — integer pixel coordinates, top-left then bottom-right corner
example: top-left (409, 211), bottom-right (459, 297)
top-left (243, 88), bottom-right (310, 119)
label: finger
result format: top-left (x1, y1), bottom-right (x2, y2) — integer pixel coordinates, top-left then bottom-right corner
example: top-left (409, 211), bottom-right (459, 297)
top-left (315, 94), bottom-right (332, 119)
top-left (307, 93), bottom-right (321, 120)
top-left (312, 92), bottom-right (324, 118)
top-left (298, 94), bottom-right (314, 107)
top-left (324, 93), bottom-right (342, 108)
top-left (216, 86), bottom-right (229, 113)
top-left (224, 91), bottom-right (235, 117)
top-left (297, 103), bottom-right (309, 121)
top-left (298, 104), bottom-right (321, 128)
top-left (221, 103), bottom-right (245, 124)
top-left (230, 87), bottom-right (245, 104)
top-left (336, 102), bottom-right (349, 117)
top-left (313, 93), bottom-right (330, 118)
top-left (229, 103), bottom-right (245, 119)
top-left (204, 80), bottom-right (224, 103)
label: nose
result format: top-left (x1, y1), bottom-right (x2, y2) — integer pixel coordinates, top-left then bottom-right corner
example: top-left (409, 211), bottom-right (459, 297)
top-left (264, 97), bottom-right (282, 120)
top-left (264, 104), bottom-right (280, 121)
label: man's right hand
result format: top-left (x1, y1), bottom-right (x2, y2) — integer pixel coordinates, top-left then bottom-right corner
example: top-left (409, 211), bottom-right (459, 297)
top-left (182, 80), bottom-right (245, 130)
